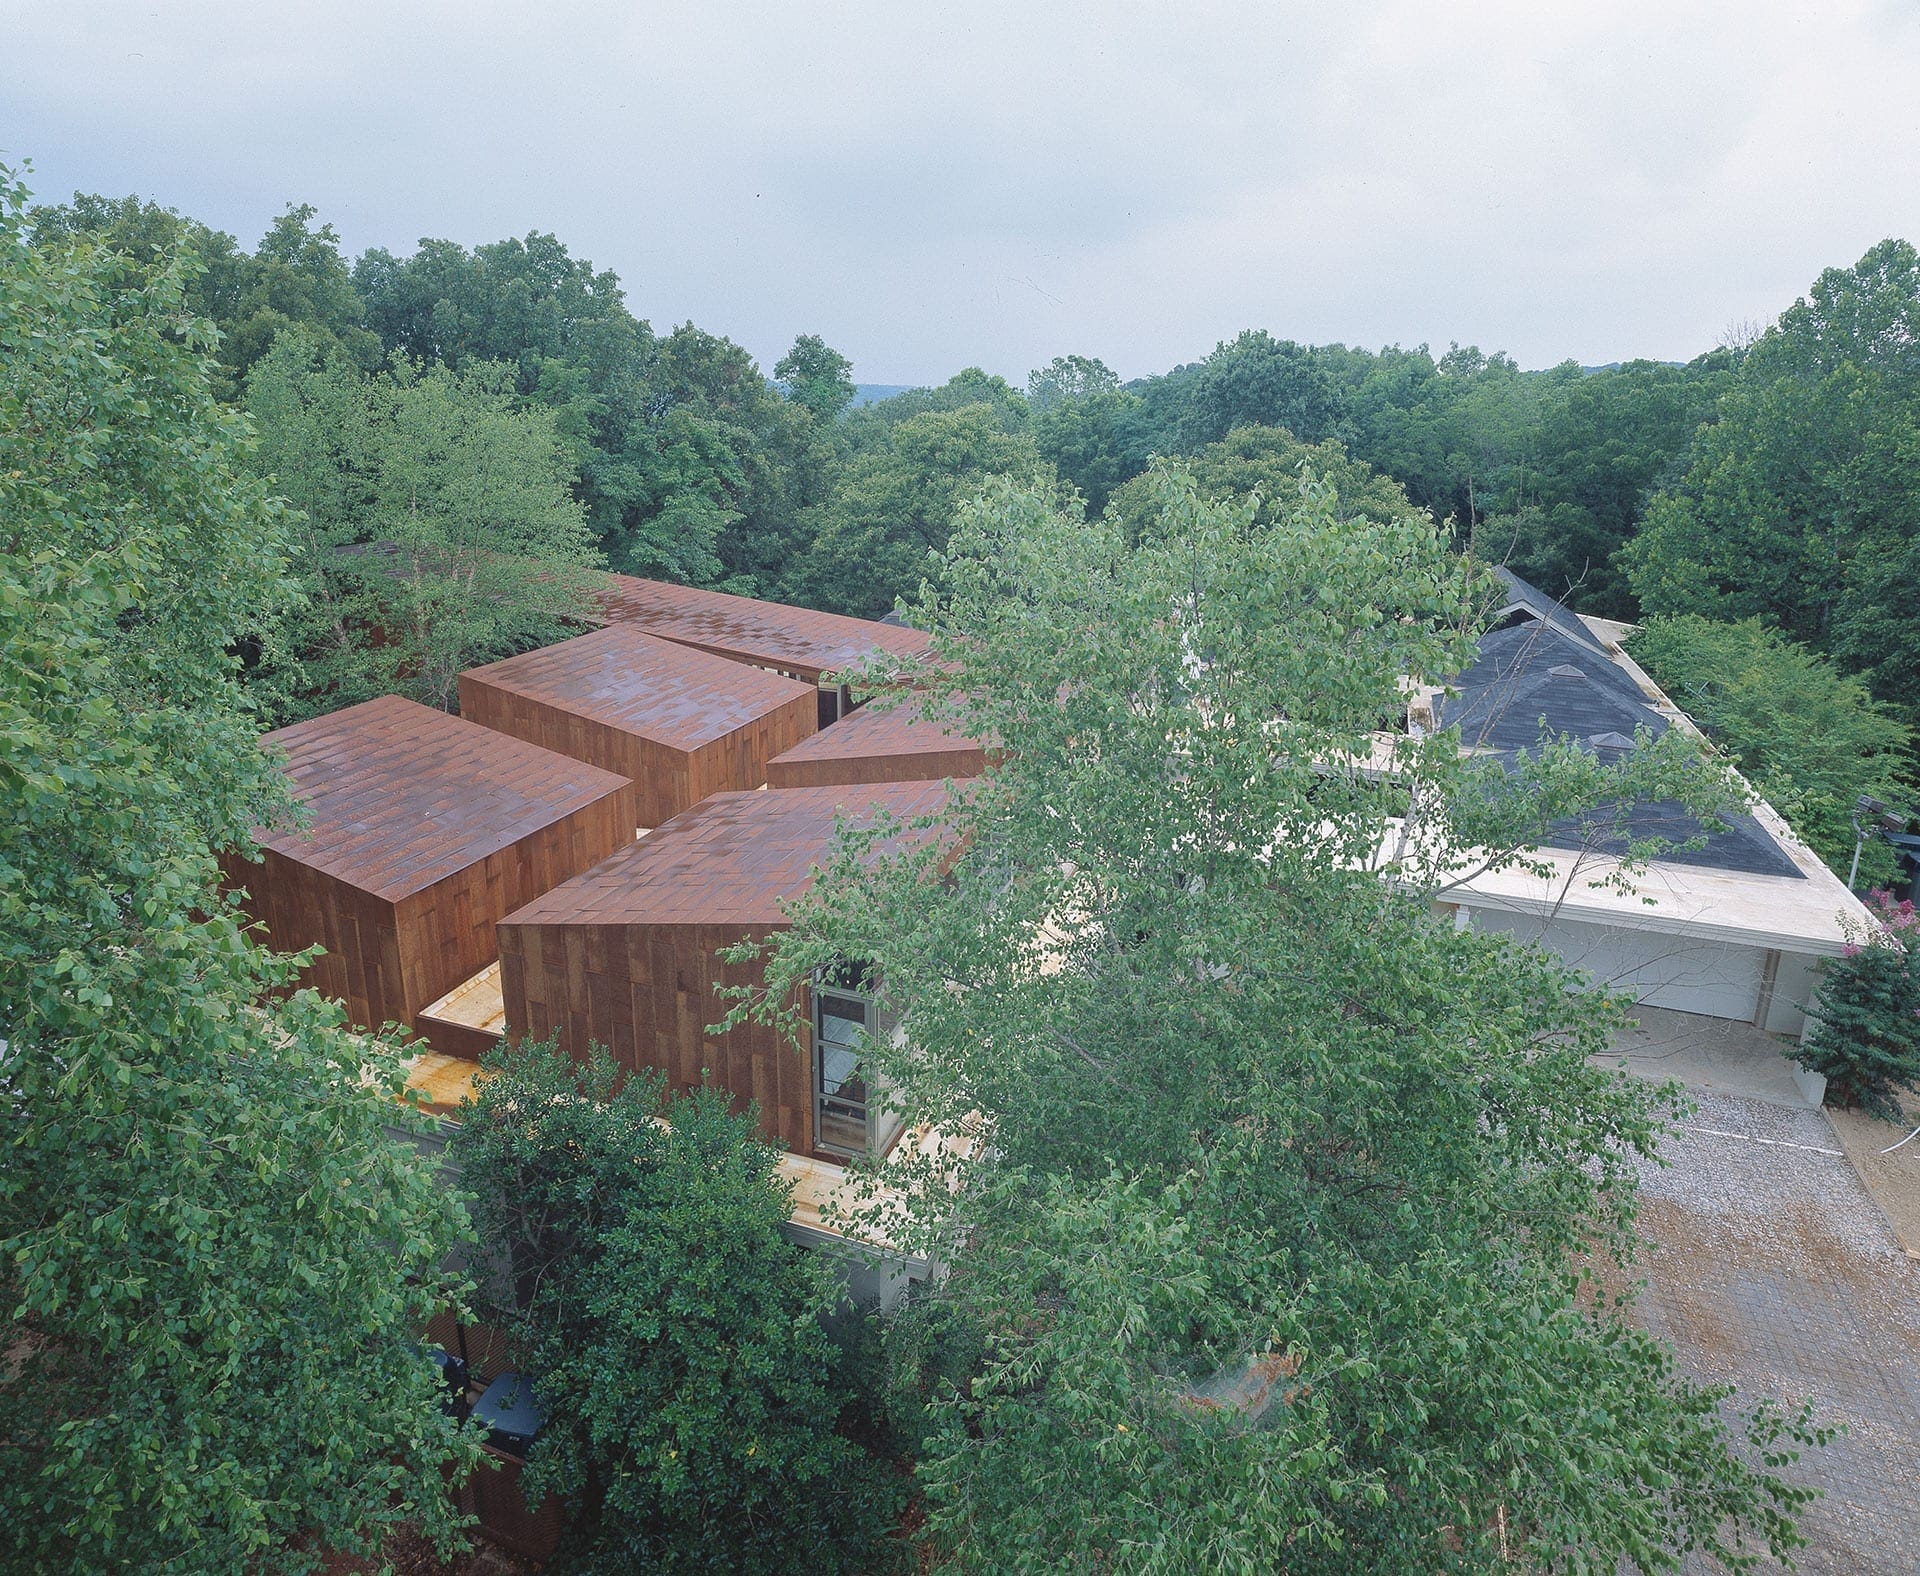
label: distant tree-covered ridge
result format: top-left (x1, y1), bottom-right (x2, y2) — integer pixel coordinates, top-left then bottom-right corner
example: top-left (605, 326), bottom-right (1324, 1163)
top-left (28, 176), bottom-right (1916, 805)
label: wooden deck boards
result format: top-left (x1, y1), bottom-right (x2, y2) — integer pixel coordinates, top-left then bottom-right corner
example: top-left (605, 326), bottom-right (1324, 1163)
top-left (416, 961), bottom-right (509, 1061)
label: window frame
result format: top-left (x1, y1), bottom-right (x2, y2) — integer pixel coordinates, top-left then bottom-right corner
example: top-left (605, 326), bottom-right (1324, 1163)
top-left (810, 963), bottom-right (900, 1160)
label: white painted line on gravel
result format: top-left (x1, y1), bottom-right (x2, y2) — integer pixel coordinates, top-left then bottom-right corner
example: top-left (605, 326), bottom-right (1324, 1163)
top-left (1681, 1124), bottom-right (1844, 1157)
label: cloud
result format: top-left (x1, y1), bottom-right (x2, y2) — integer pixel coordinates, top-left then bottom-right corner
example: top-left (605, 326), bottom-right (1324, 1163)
top-left (4, 0), bottom-right (1917, 382)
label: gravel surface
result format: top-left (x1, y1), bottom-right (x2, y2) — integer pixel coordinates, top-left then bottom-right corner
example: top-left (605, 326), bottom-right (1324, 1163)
top-left (1826, 1092), bottom-right (1920, 1257)
top-left (1632, 1090), bottom-right (1920, 1573)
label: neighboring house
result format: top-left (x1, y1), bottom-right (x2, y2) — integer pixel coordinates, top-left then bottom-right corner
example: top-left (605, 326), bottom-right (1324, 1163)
top-left (1428, 570), bottom-right (1873, 1094)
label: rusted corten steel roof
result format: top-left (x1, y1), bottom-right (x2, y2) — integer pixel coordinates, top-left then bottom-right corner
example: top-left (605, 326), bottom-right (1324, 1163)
top-left (503, 779), bottom-right (957, 929)
top-left (766, 698), bottom-right (989, 787)
top-left (461, 625), bottom-right (815, 749)
top-left (256, 694), bottom-right (634, 901)
top-left (594, 573), bottom-right (932, 684)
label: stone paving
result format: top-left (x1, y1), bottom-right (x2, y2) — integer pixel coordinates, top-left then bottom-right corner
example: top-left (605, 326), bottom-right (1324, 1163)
top-left (1632, 1089), bottom-right (1920, 1573)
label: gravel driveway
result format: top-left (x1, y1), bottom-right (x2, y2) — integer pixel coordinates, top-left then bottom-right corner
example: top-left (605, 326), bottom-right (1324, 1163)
top-left (1632, 1089), bottom-right (1920, 1573)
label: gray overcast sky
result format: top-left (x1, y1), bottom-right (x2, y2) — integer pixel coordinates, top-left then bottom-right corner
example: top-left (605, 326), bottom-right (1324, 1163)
top-left (7, 1), bottom-right (1920, 384)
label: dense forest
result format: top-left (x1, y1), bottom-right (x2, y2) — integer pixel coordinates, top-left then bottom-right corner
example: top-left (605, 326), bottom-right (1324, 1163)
top-left (27, 186), bottom-right (1917, 877)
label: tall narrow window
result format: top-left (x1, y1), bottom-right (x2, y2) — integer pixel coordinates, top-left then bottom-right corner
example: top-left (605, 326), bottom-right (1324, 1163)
top-left (811, 961), bottom-right (900, 1159)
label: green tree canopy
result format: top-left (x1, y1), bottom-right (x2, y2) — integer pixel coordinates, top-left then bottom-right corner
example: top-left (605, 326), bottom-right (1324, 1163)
top-left (244, 331), bottom-right (603, 719)
top-left (777, 332), bottom-right (858, 422)
top-left (1025, 353), bottom-right (1120, 411)
top-left (1483, 356), bottom-right (1733, 616)
top-left (354, 234), bottom-right (824, 587)
top-left (843, 367), bottom-right (1032, 437)
top-left (1175, 329), bottom-right (1347, 450)
top-left (788, 403), bottom-right (1052, 618)
top-left (735, 467), bottom-right (1816, 1572)
top-left (1106, 424), bottom-right (1412, 540)
top-left (0, 167), bottom-right (475, 1574)
top-left (1625, 240), bottom-right (1920, 713)
top-left (29, 192), bottom-right (380, 396)
top-left (1628, 615), bottom-right (1914, 881)
top-left (452, 1043), bottom-right (904, 1574)
top-left (1030, 383), bottom-right (1145, 517)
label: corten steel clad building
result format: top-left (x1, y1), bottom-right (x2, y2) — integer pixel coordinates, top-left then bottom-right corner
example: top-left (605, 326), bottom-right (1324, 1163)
top-left (230, 695), bottom-right (635, 1052)
top-left (459, 625), bottom-right (819, 828)
top-left (595, 573), bottom-right (932, 726)
top-left (766, 696), bottom-right (988, 789)
top-left (496, 779), bottom-right (956, 1161)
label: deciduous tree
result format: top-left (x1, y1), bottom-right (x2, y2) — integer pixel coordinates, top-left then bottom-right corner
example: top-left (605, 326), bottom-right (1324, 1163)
top-left (736, 467), bottom-right (1820, 1573)
top-left (453, 1043), bottom-right (905, 1574)
top-left (1629, 615), bottom-right (1913, 880)
top-left (777, 332), bottom-right (858, 423)
top-left (1106, 424), bottom-right (1412, 541)
top-left (244, 332), bottom-right (603, 719)
top-left (0, 166), bottom-right (476, 1575)
top-left (1625, 241), bottom-right (1920, 713)
top-left (788, 403), bottom-right (1051, 619)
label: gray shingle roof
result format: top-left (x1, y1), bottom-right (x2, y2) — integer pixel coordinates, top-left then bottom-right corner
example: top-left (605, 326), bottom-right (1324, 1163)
top-left (1446, 572), bottom-right (1804, 881)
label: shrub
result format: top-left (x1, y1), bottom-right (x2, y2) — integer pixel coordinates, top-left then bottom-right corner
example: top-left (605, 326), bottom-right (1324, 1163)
top-left (1801, 894), bottom-right (1920, 1120)
top-left (451, 1040), bottom-right (906, 1574)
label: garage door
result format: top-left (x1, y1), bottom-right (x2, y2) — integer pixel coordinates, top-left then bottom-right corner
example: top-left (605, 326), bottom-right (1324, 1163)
top-left (1468, 909), bottom-right (1766, 1021)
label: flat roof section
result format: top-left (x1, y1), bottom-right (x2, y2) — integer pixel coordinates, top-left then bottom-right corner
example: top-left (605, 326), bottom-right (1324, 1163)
top-left (462, 626), bottom-right (816, 752)
top-left (766, 698), bottom-right (988, 789)
top-left (256, 695), bottom-right (635, 903)
top-left (459, 626), bottom-right (819, 826)
top-left (501, 779), bottom-right (957, 930)
top-left (595, 574), bottom-right (932, 685)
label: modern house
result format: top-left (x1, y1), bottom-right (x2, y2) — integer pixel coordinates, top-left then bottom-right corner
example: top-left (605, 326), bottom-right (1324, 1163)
top-left (244, 569), bottom-right (1874, 1556)
top-left (1426, 570), bottom-right (1873, 1099)
top-left (229, 695), bottom-right (635, 1055)
top-left (495, 779), bottom-right (956, 1162)
top-left (459, 624), bottom-right (819, 829)
top-left (595, 573), bottom-right (932, 725)
top-left (765, 695), bottom-right (987, 788)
